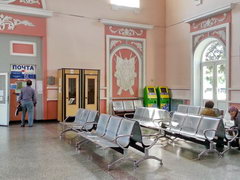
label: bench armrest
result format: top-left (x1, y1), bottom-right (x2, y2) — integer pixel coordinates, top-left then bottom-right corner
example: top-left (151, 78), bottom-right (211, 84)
top-left (82, 121), bottom-right (97, 131)
top-left (63, 116), bottom-right (71, 122)
top-left (73, 121), bottom-right (97, 132)
top-left (227, 127), bottom-right (239, 143)
top-left (203, 129), bottom-right (217, 141)
top-left (114, 134), bottom-right (133, 149)
top-left (142, 133), bottom-right (161, 149)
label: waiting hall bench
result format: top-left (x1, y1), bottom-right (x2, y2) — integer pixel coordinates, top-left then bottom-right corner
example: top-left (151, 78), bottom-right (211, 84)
top-left (124, 107), bottom-right (170, 130)
top-left (59, 109), bottom-right (99, 139)
top-left (162, 112), bottom-right (224, 159)
top-left (76, 114), bottom-right (163, 170)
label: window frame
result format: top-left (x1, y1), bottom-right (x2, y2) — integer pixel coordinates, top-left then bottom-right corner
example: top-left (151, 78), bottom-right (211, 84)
top-left (110, 0), bottom-right (140, 9)
top-left (200, 40), bottom-right (227, 103)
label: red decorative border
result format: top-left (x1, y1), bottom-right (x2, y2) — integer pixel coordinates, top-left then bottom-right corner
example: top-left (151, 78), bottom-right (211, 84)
top-left (105, 25), bottom-right (146, 39)
top-left (193, 28), bottom-right (226, 50)
top-left (9, 0), bottom-right (43, 9)
top-left (190, 12), bottom-right (231, 32)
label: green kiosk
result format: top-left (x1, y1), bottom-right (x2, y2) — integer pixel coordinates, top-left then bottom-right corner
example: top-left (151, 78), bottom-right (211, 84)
top-left (143, 86), bottom-right (158, 107)
top-left (156, 86), bottom-right (170, 111)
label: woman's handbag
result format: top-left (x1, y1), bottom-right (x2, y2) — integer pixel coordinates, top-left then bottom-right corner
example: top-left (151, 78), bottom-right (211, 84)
top-left (15, 104), bottom-right (22, 116)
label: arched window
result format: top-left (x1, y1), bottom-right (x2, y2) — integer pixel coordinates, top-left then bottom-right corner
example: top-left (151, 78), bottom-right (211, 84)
top-left (201, 40), bottom-right (227, 103)
top-left (110, 0), bottom-right (140, 8)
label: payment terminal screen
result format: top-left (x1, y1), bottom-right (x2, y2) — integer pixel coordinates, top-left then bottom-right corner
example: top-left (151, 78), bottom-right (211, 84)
top-left (148, 88), bottom-right (155, 93)
top-left (161, 88), bottom-right (167, 93)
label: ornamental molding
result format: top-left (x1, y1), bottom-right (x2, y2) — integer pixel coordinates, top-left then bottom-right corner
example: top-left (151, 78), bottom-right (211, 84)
top-left (20, 0), bottom-right (40, 4)
top-left (192, 13), bottom-right (227, 30)
top-left (131, 42), bottom-right (143, 52)
top-left (0, 0), bottom-right (40, 4)
top-left (193, 29), bottom-right (226, 49)
top-left (211, 29), bottom-right (226, 42)
top-left (193, 34), bottom-right (205, 48)
top-left (109, 26), bottom-right (143, 37)
top-left (114, 54), bottom-right (137, 95)
top-left (0, 14), bottom-right (35, 31)
top-left (110, 40), bottom-right (121, 50)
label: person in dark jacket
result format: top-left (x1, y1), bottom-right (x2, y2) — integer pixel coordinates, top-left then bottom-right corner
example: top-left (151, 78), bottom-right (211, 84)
top-left (18, 80), bottom-right (37, 127)
top-left (228, 106), bottom-right (240, 149)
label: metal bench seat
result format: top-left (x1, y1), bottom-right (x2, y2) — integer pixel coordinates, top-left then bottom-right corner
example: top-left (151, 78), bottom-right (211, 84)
top-left (77, 116), bottom-right (138, 169)
top-left (77, 114), bottom-right (163, 169)
top-left (166, 112), bottom-right (187, 134)
top-left (177, 104), bottom-right (189, 113)
top-left (195, 117), bottom-right (220, 140)
top-left (60, 109), bottom-right (98, 138)
top-left (191, 116), bottom-right (221, 159)
top-left (187, 105), bottom-right (201, 115)
top-left (126, 107), bottom-right (170, 130)
top-left (72, 110), bottom-right (99, 130)
top-left (162, 113), bottom-right (224, 159)
top-left (76, 114), bottom-right (112, 147)
top-left (180, 115), bottom-right (201, 137)
top-left (60, 108), bottom-right (85, 128)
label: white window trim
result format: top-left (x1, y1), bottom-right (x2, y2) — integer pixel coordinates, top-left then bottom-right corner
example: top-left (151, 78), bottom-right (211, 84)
top-left (10, 41), bottom-right (37, 57)
top-left (110, 0), bottom-right (140, 12)
top-left (191, 23), bottom-right (230, 108)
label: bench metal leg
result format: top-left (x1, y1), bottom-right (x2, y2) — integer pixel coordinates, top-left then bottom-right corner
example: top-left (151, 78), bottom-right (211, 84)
top-left (76, 139), bottom-right (89, 150)
top-left (59, 128), bottom-right (80, 139)
top-left (108, 149), bottom-right (135, 170)
top-left (197, 142), bottom-right (221, 160)
top-left (134, 148), bottom-right (163, 167)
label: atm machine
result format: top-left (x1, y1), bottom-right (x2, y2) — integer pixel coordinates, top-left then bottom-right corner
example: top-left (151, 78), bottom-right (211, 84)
top-left (156, 86), bottom-right (170, 111)
top-left (143, 86), bottom-right (158, 107)
top-left (57, 68), bottom-right (100, 121)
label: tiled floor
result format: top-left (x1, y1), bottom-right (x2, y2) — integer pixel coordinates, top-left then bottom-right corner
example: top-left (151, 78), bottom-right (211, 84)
top-left (0, 122), bottom-right (240, 180)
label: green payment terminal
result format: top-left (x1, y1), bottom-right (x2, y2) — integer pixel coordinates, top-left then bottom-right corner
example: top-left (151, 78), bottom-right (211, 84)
top-left (156, 86), bottom-right (170, 111)
top-left (143, 86), bottom-right (158, 107)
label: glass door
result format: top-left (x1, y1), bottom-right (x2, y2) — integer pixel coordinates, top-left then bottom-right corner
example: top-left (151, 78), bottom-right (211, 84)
top-left (84, 75), bottom-right (98, 110)
top-left (0, 73), bottom-right (9, 126)
top-left (65, 74), bottom-right (79, 116)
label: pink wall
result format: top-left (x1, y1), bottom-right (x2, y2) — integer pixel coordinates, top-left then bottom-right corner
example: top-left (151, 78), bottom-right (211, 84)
top-left (46, 0), bottom-right (166, 103)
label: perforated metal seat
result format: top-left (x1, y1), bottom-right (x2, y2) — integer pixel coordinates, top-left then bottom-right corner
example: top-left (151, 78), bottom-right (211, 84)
top-left (167, 112), bottom-right (187, 134)
top-left (76, 114), bottom-right (111, 147)
top-left (133, 100), bottom-right (143, 110)
top-left (153, 109), bottom-right (169, 120)
top-left (177, 104), bottom-right (189, 113)
top-left (195, 116), bottom-right (220, 141)
top-left (142, 108), bottom-right (155, 121)
top-left (180, 115), bottom-right (201, 137)
top-left (187, 106), bottom-right (201, 115)
top-left (123, 101), bottom-right (134, 112)
top-left (77, 117), bottom-right (141, 169)
top-left (60, 109), bottom-right (91, 138)
top-left (103, 116), bottom-right (123, 141)
top-left (72, 110), bottom-right (99, 130)
top-left (133, 107), bottom-right (145, 119)
top-left (112, 101), bottom-right (124, 112)
top-left (60, 108), bottom-right (85, 127)
top-left (116, 119), bottom-right (136, 147)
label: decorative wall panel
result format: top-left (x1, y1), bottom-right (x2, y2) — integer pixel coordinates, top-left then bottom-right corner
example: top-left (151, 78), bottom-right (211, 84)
top-left (105, 25), bottom-right (146, 112)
